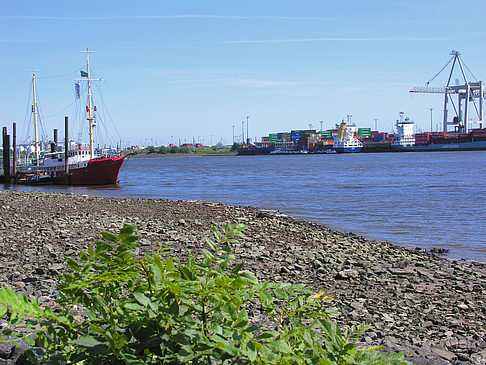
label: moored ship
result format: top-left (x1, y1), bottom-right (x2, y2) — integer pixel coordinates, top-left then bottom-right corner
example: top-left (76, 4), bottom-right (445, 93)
top-left (333, 116), bottom-right (363, 153)
top-left (236, 142), bottom-right (274, 155)
top-left (393, 129), bottom-right (486, 152)
top-left (400, 50), bottom-right (486, 151)
top-left (15, 49), bottom-right (125, 185)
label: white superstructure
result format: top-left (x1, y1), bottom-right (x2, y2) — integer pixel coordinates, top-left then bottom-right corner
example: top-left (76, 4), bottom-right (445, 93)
top-left (392, 112), bottom-right (415, 147)
top-left (333, 115), bottom-right (363, 152)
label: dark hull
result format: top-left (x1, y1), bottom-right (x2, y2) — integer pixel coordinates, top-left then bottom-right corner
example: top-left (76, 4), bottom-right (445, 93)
top-left (236, 146), bottom-right (273, 155)
top-left (394, 140), bottom-right (486, 152)
top-left (362, 142), bottom-right (394, 153)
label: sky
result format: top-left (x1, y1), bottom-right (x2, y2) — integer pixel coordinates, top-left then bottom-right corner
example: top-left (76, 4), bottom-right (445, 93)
top-left (1, 0), bottom-right (485, 147)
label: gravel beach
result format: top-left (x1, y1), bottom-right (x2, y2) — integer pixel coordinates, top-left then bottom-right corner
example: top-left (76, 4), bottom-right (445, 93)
top-left (0, 190), bottom-right (485, 364)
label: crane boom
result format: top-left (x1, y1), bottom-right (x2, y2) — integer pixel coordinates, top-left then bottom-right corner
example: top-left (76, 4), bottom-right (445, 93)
top-left (409, 51), bottom-right (484, 132)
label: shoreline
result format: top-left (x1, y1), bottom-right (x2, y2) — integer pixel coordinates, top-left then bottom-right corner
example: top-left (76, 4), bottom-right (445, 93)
top-left (0, 190), bottom-right (485, 364)
top-left (128, 151), bottom-right (237, 158)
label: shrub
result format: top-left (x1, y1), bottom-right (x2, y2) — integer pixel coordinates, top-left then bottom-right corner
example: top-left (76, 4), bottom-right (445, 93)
top-left (0, 224), bottom-right (408, 364)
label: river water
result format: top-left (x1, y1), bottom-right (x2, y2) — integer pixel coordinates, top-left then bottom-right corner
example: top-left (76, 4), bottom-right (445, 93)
top-left (4, 152), bottom-right (486, 261)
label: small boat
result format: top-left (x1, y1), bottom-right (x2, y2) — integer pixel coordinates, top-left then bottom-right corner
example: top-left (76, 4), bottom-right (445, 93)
top-left (16, 50), bottom-right (125, 185)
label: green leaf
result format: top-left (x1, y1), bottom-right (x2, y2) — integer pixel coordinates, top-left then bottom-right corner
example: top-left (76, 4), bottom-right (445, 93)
top-left (95, 241), bottom-right (114, 254)
top-left (124, 302), bottom-right (145, 311)
top-left (65, 257), bottom-right (79, 271)
top-left (240, 271), bottom-right (258, 284)
top-left (246, 341), bottom-right (257, 362)
top-left (0, 306), bottom-right (8, 318)
top-left (133, 291), bottom-right (150, 307)
top-left (118, 225), bottom-right (136, 240)
top-left (166, 272), bottom-right (181, 281)
top-left (79, 250), bottom-right (89, 262)
top-left (179, 267), bottom-right (194, 280)
top-left (101, 231), bottom-right (118, 243)
top-left (267, 339), bottom-right (292, 354)
top-left (259, 291), bottom-right (273, 306)
top-left (72, 335), bottom-right (104, 347)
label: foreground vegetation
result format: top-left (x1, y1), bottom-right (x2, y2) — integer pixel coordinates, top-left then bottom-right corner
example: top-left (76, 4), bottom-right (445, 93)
top-left (0, 224), bottom-right (407, 364)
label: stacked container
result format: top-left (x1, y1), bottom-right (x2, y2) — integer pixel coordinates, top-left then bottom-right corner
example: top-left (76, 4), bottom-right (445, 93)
top-left (414, 133), bottom-right (430, 145)
top-left (358, 128), bottom-right (371, 137)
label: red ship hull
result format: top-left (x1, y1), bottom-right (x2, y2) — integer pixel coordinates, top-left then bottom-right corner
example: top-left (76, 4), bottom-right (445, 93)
top-left (50, 155), bottom-right (125, 185)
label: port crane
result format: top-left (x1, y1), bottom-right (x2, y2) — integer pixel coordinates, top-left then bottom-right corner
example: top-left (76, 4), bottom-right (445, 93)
top-left (410, 50), bottom-right (484, 133)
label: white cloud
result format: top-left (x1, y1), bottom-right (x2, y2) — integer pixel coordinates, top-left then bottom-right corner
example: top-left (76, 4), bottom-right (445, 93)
top-left (0, 39), bottom-right (47, 43)
top-left (0, 14), bottom-right (315, 21)
top-left (224, 37), bottom-right (448, 44)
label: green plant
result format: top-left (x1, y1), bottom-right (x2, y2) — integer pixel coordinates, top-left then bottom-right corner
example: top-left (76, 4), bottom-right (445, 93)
top-left (0, 224), bottom-right (408, 364)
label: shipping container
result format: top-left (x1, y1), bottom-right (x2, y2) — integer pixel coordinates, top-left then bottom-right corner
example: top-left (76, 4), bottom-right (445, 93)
top-left (358, 128), bottom-right (372, 137)
top-left (261, 136), bottom-right (270, 142)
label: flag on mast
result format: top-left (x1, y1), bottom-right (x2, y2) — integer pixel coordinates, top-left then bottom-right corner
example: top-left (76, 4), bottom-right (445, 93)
top-left (80, 70), bottom-right (88, 77)
top-left (75, 82), bottom-right (80, 99)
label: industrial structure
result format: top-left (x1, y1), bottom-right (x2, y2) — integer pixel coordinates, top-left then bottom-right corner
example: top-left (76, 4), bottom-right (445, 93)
top-left (410, 50), bottom-right (484, 133)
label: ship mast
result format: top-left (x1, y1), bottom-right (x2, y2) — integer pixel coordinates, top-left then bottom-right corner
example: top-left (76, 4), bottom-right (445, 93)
top-left (32, 70), bottom-right (39, 166)
top-left (86, 50), bottom-right (95, 158)
top-left (77, 48), bottom-right (103, 159)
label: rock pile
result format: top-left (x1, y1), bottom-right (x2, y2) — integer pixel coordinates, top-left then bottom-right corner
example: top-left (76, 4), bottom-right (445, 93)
top-left (0, 190), bottom-right (485, 364)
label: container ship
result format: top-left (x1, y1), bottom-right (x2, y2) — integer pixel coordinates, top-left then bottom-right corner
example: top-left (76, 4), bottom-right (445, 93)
top-left (237, 123), bottom-right (390, 155)
top-left (333, 116), bottom-right (363, 153)
top-left (393, 125), bottom-right (486, 152)
top-left (397, 50), bottom-right (486, 151)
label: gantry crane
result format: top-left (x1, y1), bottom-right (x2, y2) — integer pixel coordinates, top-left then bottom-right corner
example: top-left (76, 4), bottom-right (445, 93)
top-left (410, 50), bottom-right (484, 133)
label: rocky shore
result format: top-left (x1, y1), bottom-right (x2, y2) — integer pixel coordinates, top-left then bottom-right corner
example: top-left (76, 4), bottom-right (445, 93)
top-left (0, 190), bottom-right (485, 364)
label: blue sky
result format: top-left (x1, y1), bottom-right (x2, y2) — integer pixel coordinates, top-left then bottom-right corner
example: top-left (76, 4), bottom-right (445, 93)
top-left (1, 0), bottom-right (485, 147)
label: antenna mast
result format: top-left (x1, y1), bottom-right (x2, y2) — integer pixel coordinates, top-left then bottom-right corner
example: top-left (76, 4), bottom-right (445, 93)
top-left (32, 70), bottom-right (39, 165)
top-left (77, 48), bottom-right (103, 158)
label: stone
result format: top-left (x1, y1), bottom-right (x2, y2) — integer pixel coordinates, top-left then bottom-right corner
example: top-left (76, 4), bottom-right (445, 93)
top-left (0, 342), bottom-right (14, 359)
top-left (431, 346), bottom-right (457, 362)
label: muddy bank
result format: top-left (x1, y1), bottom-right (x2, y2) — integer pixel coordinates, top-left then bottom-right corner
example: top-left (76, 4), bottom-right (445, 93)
top-left (0, 190), bottom-right (485, 364)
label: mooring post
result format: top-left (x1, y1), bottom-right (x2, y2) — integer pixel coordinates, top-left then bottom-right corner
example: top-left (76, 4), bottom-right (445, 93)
top-left (2, 127), bottom-right (11, 183)
top-left (1, 127), bottom-right (6, 182)
top-left (12, 123), bottom-right (17, 179)
top-left (54, 129), bottom-right (58, 151)
top-left (64, 116), bottom-right (69, 184)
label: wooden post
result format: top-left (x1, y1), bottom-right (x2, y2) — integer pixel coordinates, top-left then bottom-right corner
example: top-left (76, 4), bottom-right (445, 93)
top-left (54, 129), bottom-right (58, 151)
top-left (2, 127), bottom-right (6, 182)
top-left (64, 116), bottom-right (69, 184)
top-left (12, 123), bottom-right (17, 179)
top-left (2, 127), bottom-right (11, 183)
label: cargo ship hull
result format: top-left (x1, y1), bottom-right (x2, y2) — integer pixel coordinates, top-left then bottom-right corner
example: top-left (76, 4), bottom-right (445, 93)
top-left (334, 146), bottom-right (362, 153)
top-left (394, 140), bottom-right (486, 152)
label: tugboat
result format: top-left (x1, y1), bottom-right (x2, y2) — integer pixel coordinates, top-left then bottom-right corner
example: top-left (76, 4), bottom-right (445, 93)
top-left (333, 115), bottom-right (363, 153)
top-left (16, 49), bottom-right (125, 185)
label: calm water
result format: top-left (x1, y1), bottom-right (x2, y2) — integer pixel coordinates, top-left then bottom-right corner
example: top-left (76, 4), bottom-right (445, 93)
top-left (4, 152), bottom-right (486, 261)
